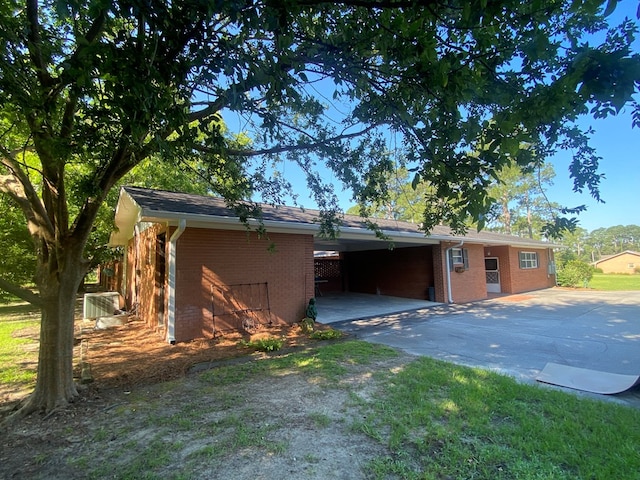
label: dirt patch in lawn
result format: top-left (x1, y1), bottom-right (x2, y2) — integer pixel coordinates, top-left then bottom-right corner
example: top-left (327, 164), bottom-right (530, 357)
top-left (1, 317), bottom-right (408, 479)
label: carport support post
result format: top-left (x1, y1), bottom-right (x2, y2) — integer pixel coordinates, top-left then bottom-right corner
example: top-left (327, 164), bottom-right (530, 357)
top-left (445, 241), bottom-right (463, 303)
top-left (167, 218), bottom-right (186, 344)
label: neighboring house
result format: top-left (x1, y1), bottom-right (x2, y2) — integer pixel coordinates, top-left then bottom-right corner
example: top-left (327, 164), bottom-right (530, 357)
top-left (593, 251), bottom-right (640, 274)
top-left (109, 186), bottom-right (558, 343)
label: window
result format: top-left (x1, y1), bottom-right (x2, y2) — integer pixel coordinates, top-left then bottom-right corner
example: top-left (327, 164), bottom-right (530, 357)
top-left (449, 248), bottom-right (469, 269)
top-left (628, 263), bottom-right (635, 269)
top-left (484, 258), bottom-right (498, 271)
top-left (519, 251), bottom-right (538, 269)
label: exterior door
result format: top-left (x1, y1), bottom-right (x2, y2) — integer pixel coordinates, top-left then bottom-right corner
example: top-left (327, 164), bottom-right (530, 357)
top-left (485, 257), bottom-right (501, 293)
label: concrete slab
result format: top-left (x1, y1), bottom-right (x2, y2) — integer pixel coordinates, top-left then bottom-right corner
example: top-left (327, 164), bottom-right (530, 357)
top-left (329, 288), bottom-right (640, 408)
top-left (315, 292), bottom-right (439, 324)
top-left (536, 362), bottom-right (640, 394)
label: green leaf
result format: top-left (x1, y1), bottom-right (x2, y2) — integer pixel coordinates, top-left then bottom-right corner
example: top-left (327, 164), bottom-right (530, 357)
top-left (603, 0), bottom-right (617, 17)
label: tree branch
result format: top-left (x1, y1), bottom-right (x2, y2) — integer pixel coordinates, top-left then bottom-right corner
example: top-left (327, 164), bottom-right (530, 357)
top-left (54, 10), bottom-right (108, 119)
top-left (0, 277), bottom-right (42, 307)
top-left (71, 139), bottom-right (136, 244)
top-left (188, 97), bottom-right (228, 123)
top-left (0, 147), bottom-right (55, 243)
top-left (25, 0), bottom-right (53, 88)
top-left (218, 124), bottom-right (381, 156)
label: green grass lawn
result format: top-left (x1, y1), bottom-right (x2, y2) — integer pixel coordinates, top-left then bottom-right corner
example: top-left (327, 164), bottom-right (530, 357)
top-left (589, 273), bottom-right (640, 290)
top-left (3, 306), bottom-right (640, 479)
top-left (360, 354), bottom-right (640, 479)
top-left (0, 303), bottom-right (40, 388)
top-left (72, 342), bottom-right (640, 480)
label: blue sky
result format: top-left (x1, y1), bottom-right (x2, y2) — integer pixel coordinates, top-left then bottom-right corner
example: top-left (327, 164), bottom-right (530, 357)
top-left (549, 110), bottom-right (639, 232)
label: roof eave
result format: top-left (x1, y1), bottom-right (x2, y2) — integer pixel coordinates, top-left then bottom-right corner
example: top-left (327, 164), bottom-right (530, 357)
top-left (108, 188), bottom-right (143, 246)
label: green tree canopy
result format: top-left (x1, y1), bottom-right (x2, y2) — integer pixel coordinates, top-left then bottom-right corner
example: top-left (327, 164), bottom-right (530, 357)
top-left (345, 166), bottom-right (432, 223)
top-left (485, 162), bottom-right (559, 239)
top-left (1, 0), bottom-right (639, 417)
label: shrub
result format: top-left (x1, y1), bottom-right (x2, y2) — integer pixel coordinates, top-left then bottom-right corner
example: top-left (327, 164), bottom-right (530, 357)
top-left (239, 337), bottom-right (284, 352)
top-left (557, 260), bottom-right (595, 287)
top-left (300, 317), bottom-right (315, 334)
top-left (309, 329), bottom-right (342, 340)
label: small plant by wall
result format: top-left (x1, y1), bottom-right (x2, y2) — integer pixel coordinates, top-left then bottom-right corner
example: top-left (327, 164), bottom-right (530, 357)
top-left (300, 317), bottom-right (315, 334)
top-left (239, 337), bottom-right (284, 352)
top-left (309, 329), bottom-right (342, 340)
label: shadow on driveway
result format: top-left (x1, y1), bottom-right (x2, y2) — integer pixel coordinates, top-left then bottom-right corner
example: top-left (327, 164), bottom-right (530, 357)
top-left (329, 288), bottom-right (640, 408)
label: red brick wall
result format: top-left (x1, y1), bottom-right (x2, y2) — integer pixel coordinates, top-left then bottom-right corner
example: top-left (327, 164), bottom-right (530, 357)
top-left (125, 240), bottom-right (134, 308)
top-left (431, 244), bottom-right (446, 303)
top-left (345, 246), bottom-right (435, 299)
top-left (447, 243), bottom-right (488, 303)
top-left (483, 245), bottom-right (511, 294)
top-left (173, 228), bottom-right (314, 342)
top-left (504, 246), bottom-right (556, 293)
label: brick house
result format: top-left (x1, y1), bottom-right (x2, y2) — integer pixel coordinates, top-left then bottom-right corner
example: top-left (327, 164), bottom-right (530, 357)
top-left (109, 187), bottom-right (558, 343)
top-left (593, 251), bottom-right (640, 274)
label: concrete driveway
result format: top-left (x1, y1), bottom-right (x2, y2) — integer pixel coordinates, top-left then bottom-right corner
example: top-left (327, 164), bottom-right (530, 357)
top-left (327, 288), bottom-right (640, 407)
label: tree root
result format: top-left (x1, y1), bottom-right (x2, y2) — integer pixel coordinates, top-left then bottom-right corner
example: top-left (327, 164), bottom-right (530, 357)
top-left (1, 386), bottom-right (80, 430)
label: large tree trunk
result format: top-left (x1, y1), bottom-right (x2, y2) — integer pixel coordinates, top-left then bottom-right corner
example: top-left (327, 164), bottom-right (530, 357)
top-left (15, 249), bottom-right (86, 417)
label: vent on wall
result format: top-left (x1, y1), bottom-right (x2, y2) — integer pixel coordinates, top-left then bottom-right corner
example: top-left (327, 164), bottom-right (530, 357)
top-left (83, 292), bottom-right (121, 319)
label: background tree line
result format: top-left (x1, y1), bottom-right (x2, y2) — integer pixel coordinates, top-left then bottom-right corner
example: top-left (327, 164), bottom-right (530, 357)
top-left (559, 224), bottom-right (640, 262)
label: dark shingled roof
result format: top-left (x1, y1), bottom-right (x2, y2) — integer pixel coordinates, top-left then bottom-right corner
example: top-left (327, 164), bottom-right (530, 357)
top-left (121, 186), bottom-right (557, 248)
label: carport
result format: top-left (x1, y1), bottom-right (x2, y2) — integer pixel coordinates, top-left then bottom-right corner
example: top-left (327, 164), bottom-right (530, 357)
top-left (313, 220), bottom-right (442, 302)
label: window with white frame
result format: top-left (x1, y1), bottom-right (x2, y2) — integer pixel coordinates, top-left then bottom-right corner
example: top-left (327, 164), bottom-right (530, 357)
top-left (519, 251), bottom-right (538, 269)
top-left (451, 248), bottom-right (464, 264)
top-left (449, 248), bottom-right (469, 269)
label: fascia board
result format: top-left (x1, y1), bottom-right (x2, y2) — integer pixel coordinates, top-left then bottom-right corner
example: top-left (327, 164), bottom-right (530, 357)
top-left (139, 209), bottom-right (441, 245)
top-left (131, 206), bottom-right (561, 249)
top-left (334, 226), bottom-right (440, 245)
top-left (108, 190), bottom-right (143, 246)
top-left (421, 233), bottom-right (561, 249)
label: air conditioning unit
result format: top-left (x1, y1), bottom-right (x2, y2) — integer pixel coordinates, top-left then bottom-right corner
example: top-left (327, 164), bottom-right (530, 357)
top-left (83, 292), bottom-right (121, 319)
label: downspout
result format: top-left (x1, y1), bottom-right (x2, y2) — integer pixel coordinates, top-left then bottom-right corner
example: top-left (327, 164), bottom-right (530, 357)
top-left (445, 241), bottom-right (464, 304)
top-left (167, 218), bottom-right (186, 344)
top-left (548, 248), bottom-right (557, 286)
